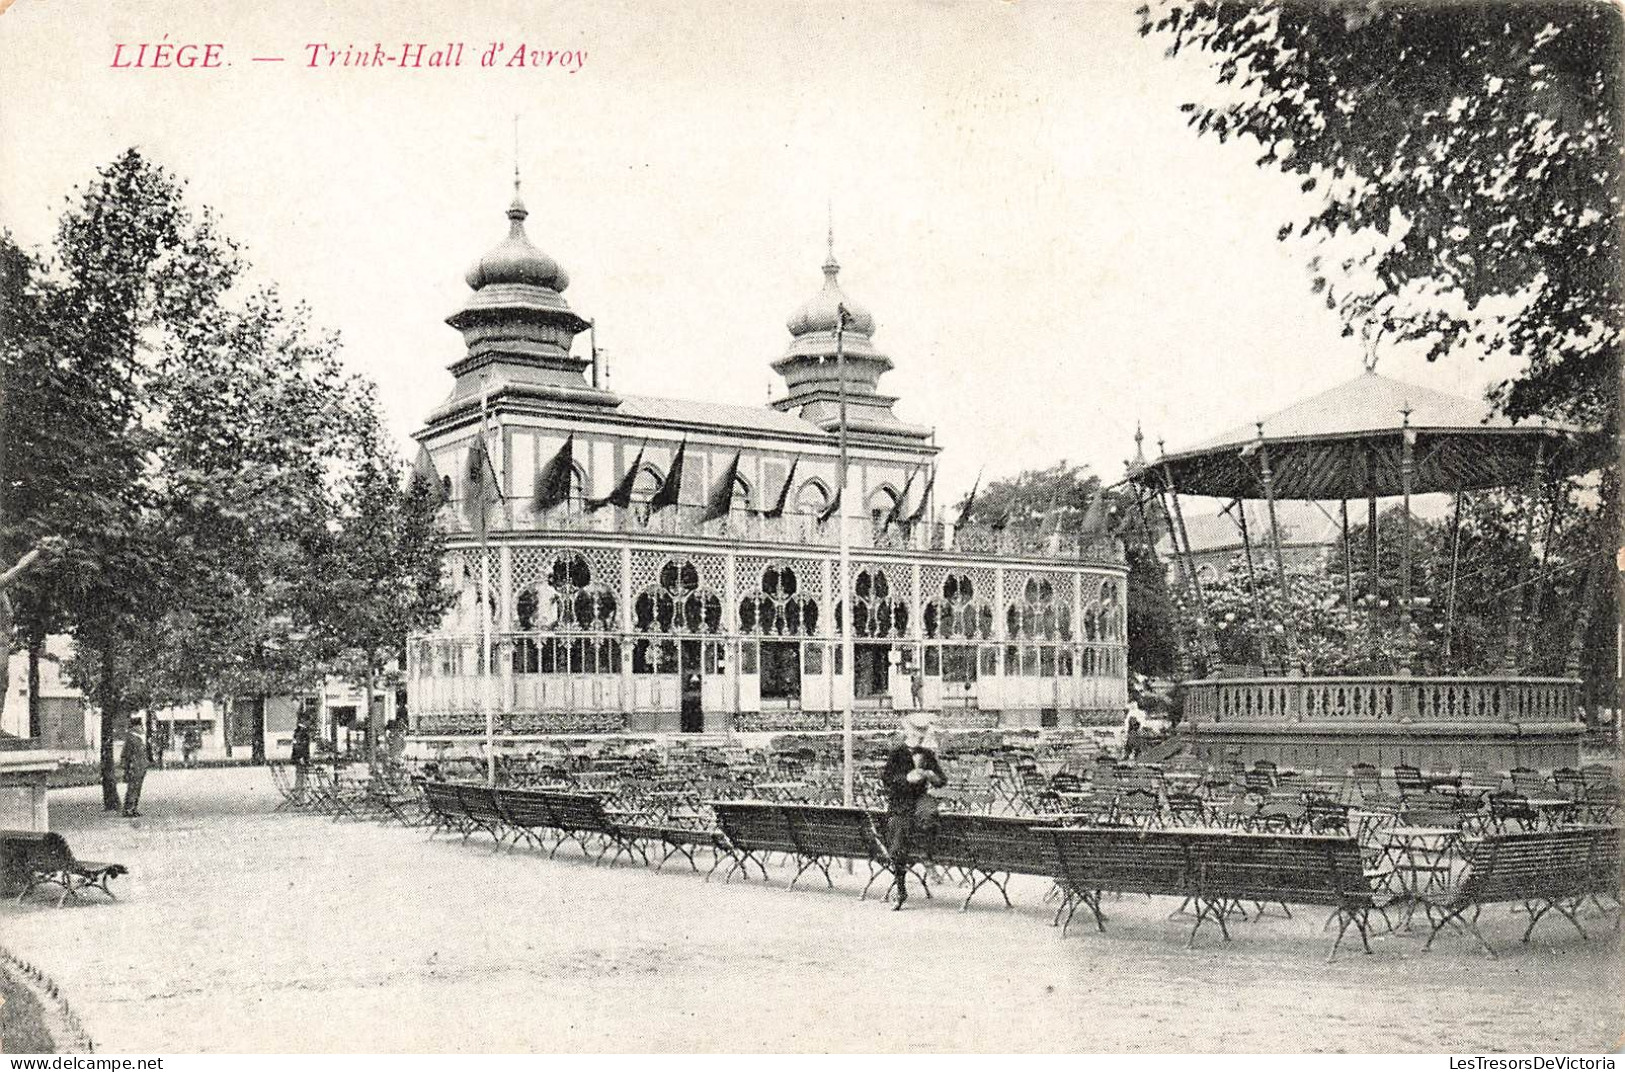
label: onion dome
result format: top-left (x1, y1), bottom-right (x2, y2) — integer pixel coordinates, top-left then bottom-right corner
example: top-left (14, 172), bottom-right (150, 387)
top-left (464, 189), bottom-right (570, 292)
top-left (786, 246), bottom-right (875, 337)
top-left (437, 179), bottom-right (612, 418)
top-left (769, 226), bottom-right (927, 442)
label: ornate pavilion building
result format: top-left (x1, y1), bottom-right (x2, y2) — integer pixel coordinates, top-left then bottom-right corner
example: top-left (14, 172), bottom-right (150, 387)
top-left (406, 186), bottom-right (1129, 739)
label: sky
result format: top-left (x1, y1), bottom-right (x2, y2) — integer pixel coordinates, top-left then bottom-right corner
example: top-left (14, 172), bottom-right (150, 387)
top-left (0, 0), bottom-right (1528, 523)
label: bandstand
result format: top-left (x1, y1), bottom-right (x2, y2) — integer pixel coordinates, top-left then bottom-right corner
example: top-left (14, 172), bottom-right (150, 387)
top-left (1129, 369), bottom-right (1607, 772)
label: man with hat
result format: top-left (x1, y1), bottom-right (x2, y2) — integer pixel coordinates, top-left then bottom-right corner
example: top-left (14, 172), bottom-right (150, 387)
top-left (120, 716), bottom-right (150, 818)
top-left (880, 711), bottom-right (947, 910)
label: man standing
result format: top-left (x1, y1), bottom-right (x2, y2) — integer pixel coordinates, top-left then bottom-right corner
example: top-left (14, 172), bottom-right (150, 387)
top-left (121, 717), bottom-right (149, 818)
top-left (291, 715), bottom-right (313, 800)
top-left (880, 712), bottom-right (946, 910)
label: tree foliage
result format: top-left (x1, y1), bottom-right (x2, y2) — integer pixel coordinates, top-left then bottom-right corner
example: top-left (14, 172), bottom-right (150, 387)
top-left (3, 149), bottom-right (448, 783)
top-left (1140, 1), bottom-right (1621, 432)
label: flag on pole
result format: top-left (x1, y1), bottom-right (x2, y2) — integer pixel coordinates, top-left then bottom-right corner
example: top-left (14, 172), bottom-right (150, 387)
top-left (649, 439), bottom-right (686, 513)
top-left (817, 486), bottom-right (842, 525)
top-left (413, 445), bottom-right (446, 504)
top-left (533, 435), bottom-right (575, 511)
top-left (884, 468), bottom-right (920, 527)
top-left (463, 440), bottom-right (503, 534)
top-left (763, 457), bottom-right (798, 519)
top-left (701, 451), bottom-right (742, 523)
top-left (905, 468), bottom-right (936, 525)
top-left (955, 469), bottom-right (983, 527)
top-left (587, 441), bottom-right (644, 511)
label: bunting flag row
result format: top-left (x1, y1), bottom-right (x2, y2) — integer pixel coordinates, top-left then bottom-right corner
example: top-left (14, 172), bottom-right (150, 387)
top-left (418, 436), bottom-right (969, 528)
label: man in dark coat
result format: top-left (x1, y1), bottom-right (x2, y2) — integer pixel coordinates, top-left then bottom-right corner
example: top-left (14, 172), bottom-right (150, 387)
top-left (292, 716), bottom-right (313, 800)
top-left (121, 718), bottom-right (149, 818)
top-left (881, 712), bottom-right (946, 910)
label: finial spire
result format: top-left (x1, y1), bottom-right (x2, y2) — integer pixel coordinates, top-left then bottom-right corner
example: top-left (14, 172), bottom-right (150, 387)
top-left (823, 200), bottom-right (839, 277)
top-left (507, 116), bottom-right (528, 224)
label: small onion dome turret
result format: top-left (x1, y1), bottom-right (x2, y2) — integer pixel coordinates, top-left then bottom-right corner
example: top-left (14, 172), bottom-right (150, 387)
top-left (786, 249), bottom-right (875, 338)
top-left (464, 190), bottom-right (571, 292)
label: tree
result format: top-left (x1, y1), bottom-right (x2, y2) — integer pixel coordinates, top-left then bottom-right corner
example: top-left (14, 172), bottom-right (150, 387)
top-left (302, 389), bottom-right (451, 763)
top-left (11, 151), bottom-right (242, 805)
top-left (1139, 1), bottom-right (1621, 432)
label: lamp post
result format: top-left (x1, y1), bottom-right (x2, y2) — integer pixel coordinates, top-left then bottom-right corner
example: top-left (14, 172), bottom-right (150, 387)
top-left (837, 302), bottom-right (855, 807)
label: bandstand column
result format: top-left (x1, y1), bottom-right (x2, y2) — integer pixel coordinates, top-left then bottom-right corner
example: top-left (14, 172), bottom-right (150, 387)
top-left (1365, 445), bottom-right (1379, 603)
top-left (1502, 439), bottom-right (1547, 673)
top-left (1234, 499), bottom-right (1269, 668)
top-left (1340, 499), bottom-right (1354, 618)
top-left (1399, 413), bottom-right (1415, 672)
top-left (1443, 488), bottom-right (1463, 670)
top-left (1158, 447), bottom-right (1217, 671)
top-left (1254, 425), bottom-right (1300, 670)
top-left (1521, 477), bottom-right (1562, 670)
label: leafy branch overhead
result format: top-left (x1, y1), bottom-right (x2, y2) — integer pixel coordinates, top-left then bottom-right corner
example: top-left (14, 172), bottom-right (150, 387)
top-left (1139, 1), bottom-right (1621, 430)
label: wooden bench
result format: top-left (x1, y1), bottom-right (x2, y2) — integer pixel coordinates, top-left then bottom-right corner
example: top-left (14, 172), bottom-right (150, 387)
top-left (1422, 826), bottom-right (1621, 956)
top-left (2, 830), bottom-right (127, 908)
top-left (452, 783), bottom-right (509, 844)
top-left (940, 813), bottom-right (1067, 914)
top-left (709, 801), bottom-right (803, 884)
top-left (781, 805), bottom-right (897, 896)
top-left (1043, 827), bottom-right (1385, 960)
top-left (419, 780), bottom-right (472, 839)
top-left (540, 790), bottom-right (649, 866)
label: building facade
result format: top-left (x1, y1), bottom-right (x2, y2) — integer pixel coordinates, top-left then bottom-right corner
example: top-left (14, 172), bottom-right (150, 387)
top-left (407, 188), bottom-right (1130, 738)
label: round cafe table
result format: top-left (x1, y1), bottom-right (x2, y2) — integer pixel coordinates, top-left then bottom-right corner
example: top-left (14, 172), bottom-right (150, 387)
top-left (1381, 824), bottom-right (1461, 930)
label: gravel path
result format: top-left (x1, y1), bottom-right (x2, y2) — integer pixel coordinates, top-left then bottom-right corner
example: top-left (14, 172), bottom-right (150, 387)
top-left (2, 768), bottom-right (1619, 1053)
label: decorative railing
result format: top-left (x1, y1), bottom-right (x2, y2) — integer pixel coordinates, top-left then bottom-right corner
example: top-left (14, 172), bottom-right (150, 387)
top-left (1182, 675), bottom-right (1582, 727)
top-left (415, 710), bottom-right (628, 737)
top-left (445, 501), bottom-right (1124, 565)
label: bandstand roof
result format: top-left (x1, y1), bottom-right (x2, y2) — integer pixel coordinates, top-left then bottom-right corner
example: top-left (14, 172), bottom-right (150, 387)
top-left (1134, 370), bottom-right (1606, 500)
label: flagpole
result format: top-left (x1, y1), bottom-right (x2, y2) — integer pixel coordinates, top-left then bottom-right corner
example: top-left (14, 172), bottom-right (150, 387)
top-left (837, 303), bottom-right (854, 808)
top-left (480, 373), bottom-right (495, 787)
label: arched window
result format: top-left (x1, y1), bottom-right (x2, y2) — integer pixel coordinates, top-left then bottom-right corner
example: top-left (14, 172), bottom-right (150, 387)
top-left (838, 567), bottom-right (909, 638)
top-left (511, 553), bottom-right (617, 674)
top-left (923, 572), bottom-right (994, 639)
top-left (632, 464), bottom-right (665, 503)
top-left (1006, 576), bottom-right (1066, 640)
top-left (730, 473), bottom-right (753, 513)
top-left (1099, 580), bottom-right (1123, 641)
top-left (633, 557), bottom-right (723, 634)
top-left (739, 564), bottom-right (820, 636)
top-left (796, 479), bottom-right (831, 516)
top-left (866, 486), bottom-right (900, 525)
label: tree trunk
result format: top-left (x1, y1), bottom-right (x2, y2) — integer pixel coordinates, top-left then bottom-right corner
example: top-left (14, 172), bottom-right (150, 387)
top-left (364, 665), bottom-right (377, 767)
top-left (251, 694), bottom-right (267, 765)
top-left (222, 695), bottom-right (233, 759)
top-left (27, 624), bottom-right (42, 740)
top-left (99, 636), bottom-right (121, 811)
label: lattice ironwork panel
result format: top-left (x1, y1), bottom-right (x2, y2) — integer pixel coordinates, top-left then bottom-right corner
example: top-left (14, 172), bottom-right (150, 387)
top-left (849, 560), bottom-right (914, 604)
top-left (920, 564), bottom-right (996, 605)
top-left (1004, 568), bottom-right (1076, 606)
top-left (737, 555), bottom-right (826, 601)
top-left (631, 549), bottom-right (726, 595)
top-left (512, 545), bottom-right (621, 595)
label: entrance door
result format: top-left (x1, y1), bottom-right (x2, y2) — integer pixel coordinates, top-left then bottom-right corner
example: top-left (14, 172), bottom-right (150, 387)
top-left (680, 639), bottom-right (704, 732)
top-left (854, 644), bottom-right (891, 700)
top-left (760, 641), bottom-right (802, 702)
